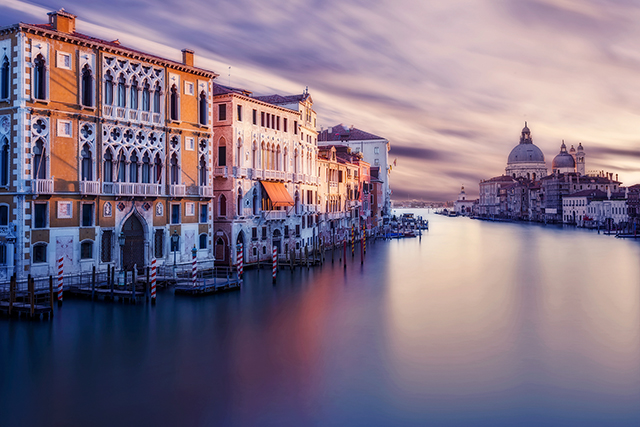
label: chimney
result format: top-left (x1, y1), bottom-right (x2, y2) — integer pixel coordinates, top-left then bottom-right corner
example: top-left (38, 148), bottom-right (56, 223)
top-left (48, 9), bottom-right (76, 34)
top-left (616, 173), bottom-right (618, 182)
top-left (182, 49), bottom-right (194, 67)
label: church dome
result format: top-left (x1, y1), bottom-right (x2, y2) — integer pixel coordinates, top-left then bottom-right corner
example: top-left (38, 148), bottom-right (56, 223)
top-left (507, 143), bottom-right (545, 163)
top-left (507, 123), bottom-right (545, 164)
top-left (552, 141), bottom-right (575, 170)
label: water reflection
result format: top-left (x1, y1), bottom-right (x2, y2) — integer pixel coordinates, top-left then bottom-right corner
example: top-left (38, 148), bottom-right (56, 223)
top-left (2, 211), bottom-right (640, 426)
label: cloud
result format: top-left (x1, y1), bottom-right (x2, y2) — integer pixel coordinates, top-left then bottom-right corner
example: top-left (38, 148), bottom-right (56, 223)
top-left (4, 0), bottom-right (640, 199)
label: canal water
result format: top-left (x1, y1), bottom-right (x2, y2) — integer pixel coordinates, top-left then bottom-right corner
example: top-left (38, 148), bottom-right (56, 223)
top-left (2, 210), bottom-right (640, 426)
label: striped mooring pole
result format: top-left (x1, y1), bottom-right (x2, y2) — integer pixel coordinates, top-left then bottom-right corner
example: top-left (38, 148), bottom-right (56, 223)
top-left (191, 246), bottom-right (198, 287)
top-left (272, 246), bottom-right (277, 284)
top-left (237, 243), bottom-right (244, 278)
top-left (351, 224), bottom-right (355, 257)
top-left (57, 256), bottom-right (64, 305)
top-left (150, 258), bottom-right (157, 303)
top-left (363, 224), bottom-right (366, 254)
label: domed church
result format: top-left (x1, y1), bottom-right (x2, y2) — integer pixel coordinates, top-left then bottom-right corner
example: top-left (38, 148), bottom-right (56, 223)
top-left (505, 123), bottom-right (548, 180)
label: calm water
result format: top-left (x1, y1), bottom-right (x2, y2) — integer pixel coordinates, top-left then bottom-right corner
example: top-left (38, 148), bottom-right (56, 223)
top-left (2, 210), bottom-right (640, 426)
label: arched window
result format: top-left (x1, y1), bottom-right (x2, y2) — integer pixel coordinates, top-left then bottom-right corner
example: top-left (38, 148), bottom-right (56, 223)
top-left (33, 243), bottom-right (47, 263)
top-left (219, 194), bottom-right (227, 217)
top-left (33, 138), bottom-right (46, 179)
top-left (0, 56), bottom-right (9, 100)
top-left (199, 234), bottom-right (207, 250)
top-left (283, 149), bottom-right (288, 172)
top-left (81, 143), bottom-right (92, 181)
top-left (117, 74), bottom-right (126, 108)
top-left (199, 155), bottom-right (207, 186)
top-left (295, 191), bottom-right (300, 215)
top-left (199, 91), bottom-right (207, 125)
top-left (129, 151), bottom-right (138, 183)
top-left (141, 153), bottom-right (150, 184)
top-left (170, 153), bottom-right (179, 185)
top-left (103, 149), bottom-right (113, 182)
top-left (80, 240), bottom-right (93, 259)
top-left (130, 78), bottom-right (139, 110)
top-left (142, 81), bottom-right (150, 112)
top-left (153, 83), bottom-right (161, 113)
top-left (237, 188), bottom-right (243, 216)
top-left (33, 54), bottom-right (46, 100)
top-left (253, 189), bottom-right (258, 216)
top-left (0, 137), bottom-right (9, 186)
top-left (81, 65), bottom-right (93, 107)
top-left (170, 84), bottom-right (179, 121)
top-left (154, 153), bottom-right (163, 184)
top-left (252, 143), bottom-right (257, 169)
top-left (104, 72), bottom-right (113, 105)
top-left (117, 150), bottom-right (126, 182)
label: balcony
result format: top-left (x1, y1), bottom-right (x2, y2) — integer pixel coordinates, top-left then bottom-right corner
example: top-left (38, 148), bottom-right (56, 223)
top-left (169, 184), bottom-right (186, 197)
top-left (199, 186), bottom-right (213, 197)
top-left (286, 172), bottom-right (293, 182)
top-left (79, 180), bottom-right (101, 195)
top-left (254, 169), bottom-right (264, 179)
top-left (32, 178), bottom-right (54, 194)
top-left (294, 173), bottom-right (303, 183)
top-left (214, 166), bottom-right (228, 178)
top-left (263, 210), bottom-right (287, 220)
top-left (129, 110), bottom-right (139, 121)
top-left (102, 105), bottom-right (163, 125)
top-left (115, 107), bottom-right (126, 119)
top-left (233, 167), bottom-right (247, 178)
top-left (102, 182), bottom-right (161, 196)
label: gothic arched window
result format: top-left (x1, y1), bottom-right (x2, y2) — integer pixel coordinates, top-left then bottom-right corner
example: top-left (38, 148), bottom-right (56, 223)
top-left (130, 78), bottom-right (138, 110)
top-left (129, 151), bottom-right (138, 183)
top-left (33, 138), bottom-right (46, 179)
top-left (154, 153), bottom-right (163, 184)
top-left (199, 155), bottom-right (207, 187)
top-left (237, 189), bottom-right (243, 216)
top-left (142, 81), bottom-right (150, 112)
top-left (199, 91), bottom-right (207, 125)
top-left (153, 83), bottom-right (161, 113)
top-left (0, 56), bottom-right (9, 100)
top-left (33, 54), bottom-right (46, 100)
top-left (104, 72), bottom-right (113, 105)
top-left (170, 153), bottom-right (179, 185)
top-left (81, 143), bottom-right (92, 181)
top-left (141, 153), bottom-right (150, 184)
top-left (103, 149), bottom-right (113, 182)
top-left (81, 65), bottom-right (93, 107)
top-left (117, 150), bottom-right (126, 182)
top-left (117, 74), bottom-right (126, 108)
top-left (170, 84), bottom-right (179, 121)
top-left (219, 194), bottom-right (227, 217)
top-left (0, 137), bottom-right (8, 186)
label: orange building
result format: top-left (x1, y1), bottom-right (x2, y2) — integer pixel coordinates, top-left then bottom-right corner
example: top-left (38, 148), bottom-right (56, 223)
top-left (0, 10), bottom-right (217, 279)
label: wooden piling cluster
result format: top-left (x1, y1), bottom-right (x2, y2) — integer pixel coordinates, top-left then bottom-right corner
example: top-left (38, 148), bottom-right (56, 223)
top-left (0, 273), bottom-right (54, 320)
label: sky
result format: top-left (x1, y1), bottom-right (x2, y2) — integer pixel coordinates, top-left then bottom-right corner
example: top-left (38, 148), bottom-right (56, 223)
top-left (3, 0), bottom-right (640, 201)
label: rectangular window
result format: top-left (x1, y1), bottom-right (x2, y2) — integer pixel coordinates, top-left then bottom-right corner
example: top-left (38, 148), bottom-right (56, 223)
top-left (302, 216), bottom-right (305, 229)
top-left (283, 118), bottom-right (287, 133)
top-left (374, 159), bottom-right (379, 166)
top-left (171, 204), bottom-right (180, 224)
top-left (101, 230), bottom-right (112, 262)
top-left (252, 109), bottom-right (257, 125)
top-left (295, 224), bottom-right (300, 237)
top-left (276, 116), bottom-right (280, 131)
top-left (252, 227), bottom-right (258, 240)
top-left (200, 204), bottom-right (208, 223)
top-left (284, 225), bottom-right (289, 238)
top-left (56, 51), bottom-right (71, 70)
top-left (82, 203), bottom-right (93, 227)
top-left (338, 170), bottom-right (343, 183)
top-left (261, 226), bottom-right (267, 240)
top-left (154, 229), bottom-right (164, 258)
top-left (33, 244), bottom-right (47, 263)
top-left (185, 137), bottom-right (195, 151)
top-left (218, 146), bottom-right (226, 166)
top-left (237, 105), bottom-right (242, 121)
top-left (294, 121), bottom-right (298, 134)
top-left (81, 241), bottom-right (93, 259)
top-left (185, 202), bottom-right (195, 217)
top-left (266, 113), bottom-right (271, 128)
top-left (34, 203), bottom-right (47, 228)
top-left (57, 120), bottom-right (72, 137)
top-left (374, 147), bottom-right (380, 154)
top-left (218, 104), bottom-right (227, 121)
top-left (184, 81), bottom-right (194, 95)
top-left (261, 111), bottom-right (265, 127)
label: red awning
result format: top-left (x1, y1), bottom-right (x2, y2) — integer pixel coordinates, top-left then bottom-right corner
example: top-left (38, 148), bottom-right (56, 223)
top-left (261, 181), bottom-right (294, 207)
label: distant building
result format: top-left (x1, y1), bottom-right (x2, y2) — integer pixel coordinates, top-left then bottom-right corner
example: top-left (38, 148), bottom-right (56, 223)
top-left (505, 123), bottom-right (547, 180)
top-left (318, 124), bottom-right (391, 218)
top-left (453, 185), bottom-right (474, 215)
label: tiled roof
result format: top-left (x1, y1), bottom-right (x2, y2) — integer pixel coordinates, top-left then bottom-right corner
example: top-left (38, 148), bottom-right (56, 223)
top-left (211, 82), bottom-right (252, 96)
top-left (253, 94), bottom-right (308, 105)
top-left (318, 124), bottom-right (384, 142)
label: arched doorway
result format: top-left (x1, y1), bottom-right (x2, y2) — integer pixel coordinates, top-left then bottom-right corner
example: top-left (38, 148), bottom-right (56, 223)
top-left (122, 214), bottom-right (145, 270)
top-left (273, 229), bottom-right (282, 254)
top-left (215, 232), bottom-right (229, 265)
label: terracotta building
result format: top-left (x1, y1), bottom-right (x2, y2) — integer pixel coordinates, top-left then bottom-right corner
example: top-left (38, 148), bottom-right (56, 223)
top-left (0, 9), bottom-right (217, 279)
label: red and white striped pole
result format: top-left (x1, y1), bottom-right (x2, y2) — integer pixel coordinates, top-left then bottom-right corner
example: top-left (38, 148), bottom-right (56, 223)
top-left (57, 256), bottom-right (64, 305)
top-left (272, 246), bottom-right (277, 283)
top-left (237, 243), bottom-right (243, 278)
top-left (191, 246), bottom-right (198, 287)
top-left (150, 258), bottom-right (157, 303)
top-left (363, 223), bottom-right (366, 254)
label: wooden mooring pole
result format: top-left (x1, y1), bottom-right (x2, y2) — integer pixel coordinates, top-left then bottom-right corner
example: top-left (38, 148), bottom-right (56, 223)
top-left (9, 273), bottom-right (15, 316)
top-left (91, 266), bottom-right (96, 301)
top-left (49, 276), bottom-right (54, 313)
top-left (28, 275), bottom-right (34, 318)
